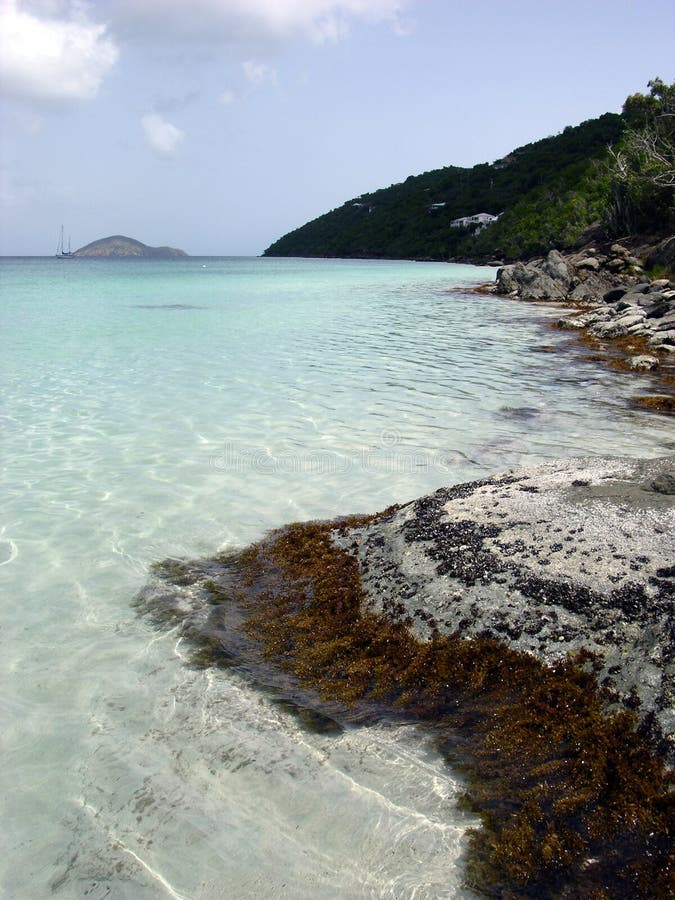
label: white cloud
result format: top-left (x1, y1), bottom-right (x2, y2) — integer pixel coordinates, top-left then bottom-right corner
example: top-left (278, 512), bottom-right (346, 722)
top-left (0, 0), bottom-right (119, 103)
top-left (141, 112), bottom-right (184, 158)
top-left (217, 60), bottom-right (276, 108)
top-left (111, 0), bottom-right (411, 45)
top-left (242, 60), bottom-right (277, 87)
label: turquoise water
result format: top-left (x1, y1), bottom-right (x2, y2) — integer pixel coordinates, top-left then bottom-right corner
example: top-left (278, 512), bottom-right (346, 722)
top-left (1, 256), bottom-right (673, 899)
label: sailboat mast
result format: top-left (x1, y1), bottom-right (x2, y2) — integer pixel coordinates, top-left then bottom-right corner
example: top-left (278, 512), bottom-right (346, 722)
top-left (56, 225), bottom-right (73, 258)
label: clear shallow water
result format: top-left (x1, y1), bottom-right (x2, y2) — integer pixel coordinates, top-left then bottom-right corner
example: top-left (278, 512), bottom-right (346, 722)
top-left (1, 256), bottom-right (673, 898)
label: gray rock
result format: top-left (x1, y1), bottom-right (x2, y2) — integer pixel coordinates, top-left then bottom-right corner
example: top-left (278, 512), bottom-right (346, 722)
top-left (541, 249), bottom-right (573, 285)
top-left (654, 312), bottom-right (675, 329)
top-left (576, 257), bottom-right (601, 271)
top-left (618, 307), bottom-right (646, 320)
top-left (494, 265), bottom-right (520, 294)
top-left (604, 287), bottom-right (627, 302)
top-left (628, 355), bottom-right (660, 370)
top-left (557, 316), bottom-right (587, 330)
top-left (646, 302), bottom-right (673, 319)
top-left (647, 236), bottom-right (675, 270)
top-left (616, 297), bottom-right (641, 310)
top-left (653, 473), bottom-right (675, 494)
top-left (495, 250), bottom-right (573, 300)
top-left (638, 292), bottom-right (665, 306)
top-left (341, 457), bottom-right (675, 760)
top-left (519, 270), bottom-right (568, 301)
top-left (592, 315), bottom-right (644, 337)
top-left (610, 243), bottom-right (630, 257)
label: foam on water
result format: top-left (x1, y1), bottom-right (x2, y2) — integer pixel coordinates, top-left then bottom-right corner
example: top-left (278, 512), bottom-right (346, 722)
top-left (1, 256), bottom-right (673, 897)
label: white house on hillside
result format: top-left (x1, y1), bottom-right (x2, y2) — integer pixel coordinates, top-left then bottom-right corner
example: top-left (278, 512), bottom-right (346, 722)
top-left (450, 212), bottom-right (500, 231)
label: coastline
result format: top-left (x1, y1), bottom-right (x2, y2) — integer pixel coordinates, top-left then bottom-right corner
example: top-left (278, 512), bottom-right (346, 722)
top-left (486, 238), bottom-right (675, 414)
top-left (129, 253), bottom-right (675, 896)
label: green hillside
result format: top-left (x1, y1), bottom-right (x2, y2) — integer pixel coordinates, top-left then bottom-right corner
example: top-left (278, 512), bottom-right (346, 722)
top-left (266, 80), bottom-right (674, 263)
top-left (264, 113), bottom-right (625, 262)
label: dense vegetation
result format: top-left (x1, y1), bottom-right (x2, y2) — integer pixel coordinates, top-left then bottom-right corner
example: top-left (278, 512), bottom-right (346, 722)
top-left (605, 78), bottom-right (675, 236)
top-left (264, 81), bottom-right (674, 262)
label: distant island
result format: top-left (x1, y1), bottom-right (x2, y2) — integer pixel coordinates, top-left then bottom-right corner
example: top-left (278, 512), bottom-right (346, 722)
top-left (73, 235), bottom-right (188, 259)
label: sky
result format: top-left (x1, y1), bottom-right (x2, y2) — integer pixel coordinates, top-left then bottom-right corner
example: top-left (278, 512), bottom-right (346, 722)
top-left (1, 0), bottom-right (674, 256)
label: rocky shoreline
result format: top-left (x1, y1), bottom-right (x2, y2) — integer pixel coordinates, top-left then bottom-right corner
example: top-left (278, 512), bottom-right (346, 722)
top-left (491, 237), bottom-right (675, 411)
top-left (134, 245), bottom-right (675, 895)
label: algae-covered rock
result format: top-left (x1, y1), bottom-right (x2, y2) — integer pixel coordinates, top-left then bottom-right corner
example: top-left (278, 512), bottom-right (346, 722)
top-left (346, 456), bottom-right (675, 759)
top-left (137, 455), bottom-right (675, 897)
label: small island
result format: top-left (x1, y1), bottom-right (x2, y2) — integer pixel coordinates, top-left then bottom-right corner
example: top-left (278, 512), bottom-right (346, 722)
top-left (73, 235), bottom-right (188, 259)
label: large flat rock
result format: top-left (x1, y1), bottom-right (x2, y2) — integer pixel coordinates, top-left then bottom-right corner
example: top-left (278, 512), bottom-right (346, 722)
top-left (339, 457), bottom-right (675, 757)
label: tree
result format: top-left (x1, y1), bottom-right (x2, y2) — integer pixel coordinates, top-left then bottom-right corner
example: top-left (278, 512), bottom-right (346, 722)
top-left (605, 79), bottom-right (675, 234)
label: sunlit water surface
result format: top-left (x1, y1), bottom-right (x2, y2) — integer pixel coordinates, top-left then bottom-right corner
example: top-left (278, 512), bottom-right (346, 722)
top-left (1, 256), bottom-right (673, 898)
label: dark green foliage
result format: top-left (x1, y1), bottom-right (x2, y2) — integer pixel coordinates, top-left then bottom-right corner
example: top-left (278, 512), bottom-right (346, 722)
top-left (605, 78), bottom-right (675, 236)
top-left (264, 113), bottom-right (625, 262)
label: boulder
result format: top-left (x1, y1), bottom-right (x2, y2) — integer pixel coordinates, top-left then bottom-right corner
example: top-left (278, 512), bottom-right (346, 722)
top-left (494, 264), bottom-right (521, 294)
top-left (541, 249), bottom-right (574, 286)
top-left (647, 236), bottom-right (675, 271)
top-left (610, 243), bottom-right (630, 257)
top-left (592, 315), bottom-right (644, 338)
top-left (616, 298), bottom-right (640, 310)
top-left (495, 251), bottom-right (573, 300)
top-left (648, 330), bottom-right (675, 347)
top-left (608, 258), bottom-right (626, 271)
top-left (645, 302), bottom-right (673, 319)
top-left (576, 257), bottom-right (601, 271)
top-left (603, 287), bottom-right (627, 303)
top-left (628, 355), bottom-right (660, 370)
top-left (346, 457), bottom-right (675, 759)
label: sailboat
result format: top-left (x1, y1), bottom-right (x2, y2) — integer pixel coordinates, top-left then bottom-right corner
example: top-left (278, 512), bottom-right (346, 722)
top-left (55, 225), bottom-right (74, 258)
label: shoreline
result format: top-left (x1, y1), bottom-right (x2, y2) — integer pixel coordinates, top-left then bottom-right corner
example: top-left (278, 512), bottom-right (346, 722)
top-left (138, 456), bottom-right (674, 897)
top-left (134, 255), bottom-right (674, 895)
top-left (483, 240), bottom-right (675, 414)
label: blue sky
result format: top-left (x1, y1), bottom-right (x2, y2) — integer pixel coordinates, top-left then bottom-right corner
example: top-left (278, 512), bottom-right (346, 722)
top-left (1, 0), bottom-right (673, 256)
